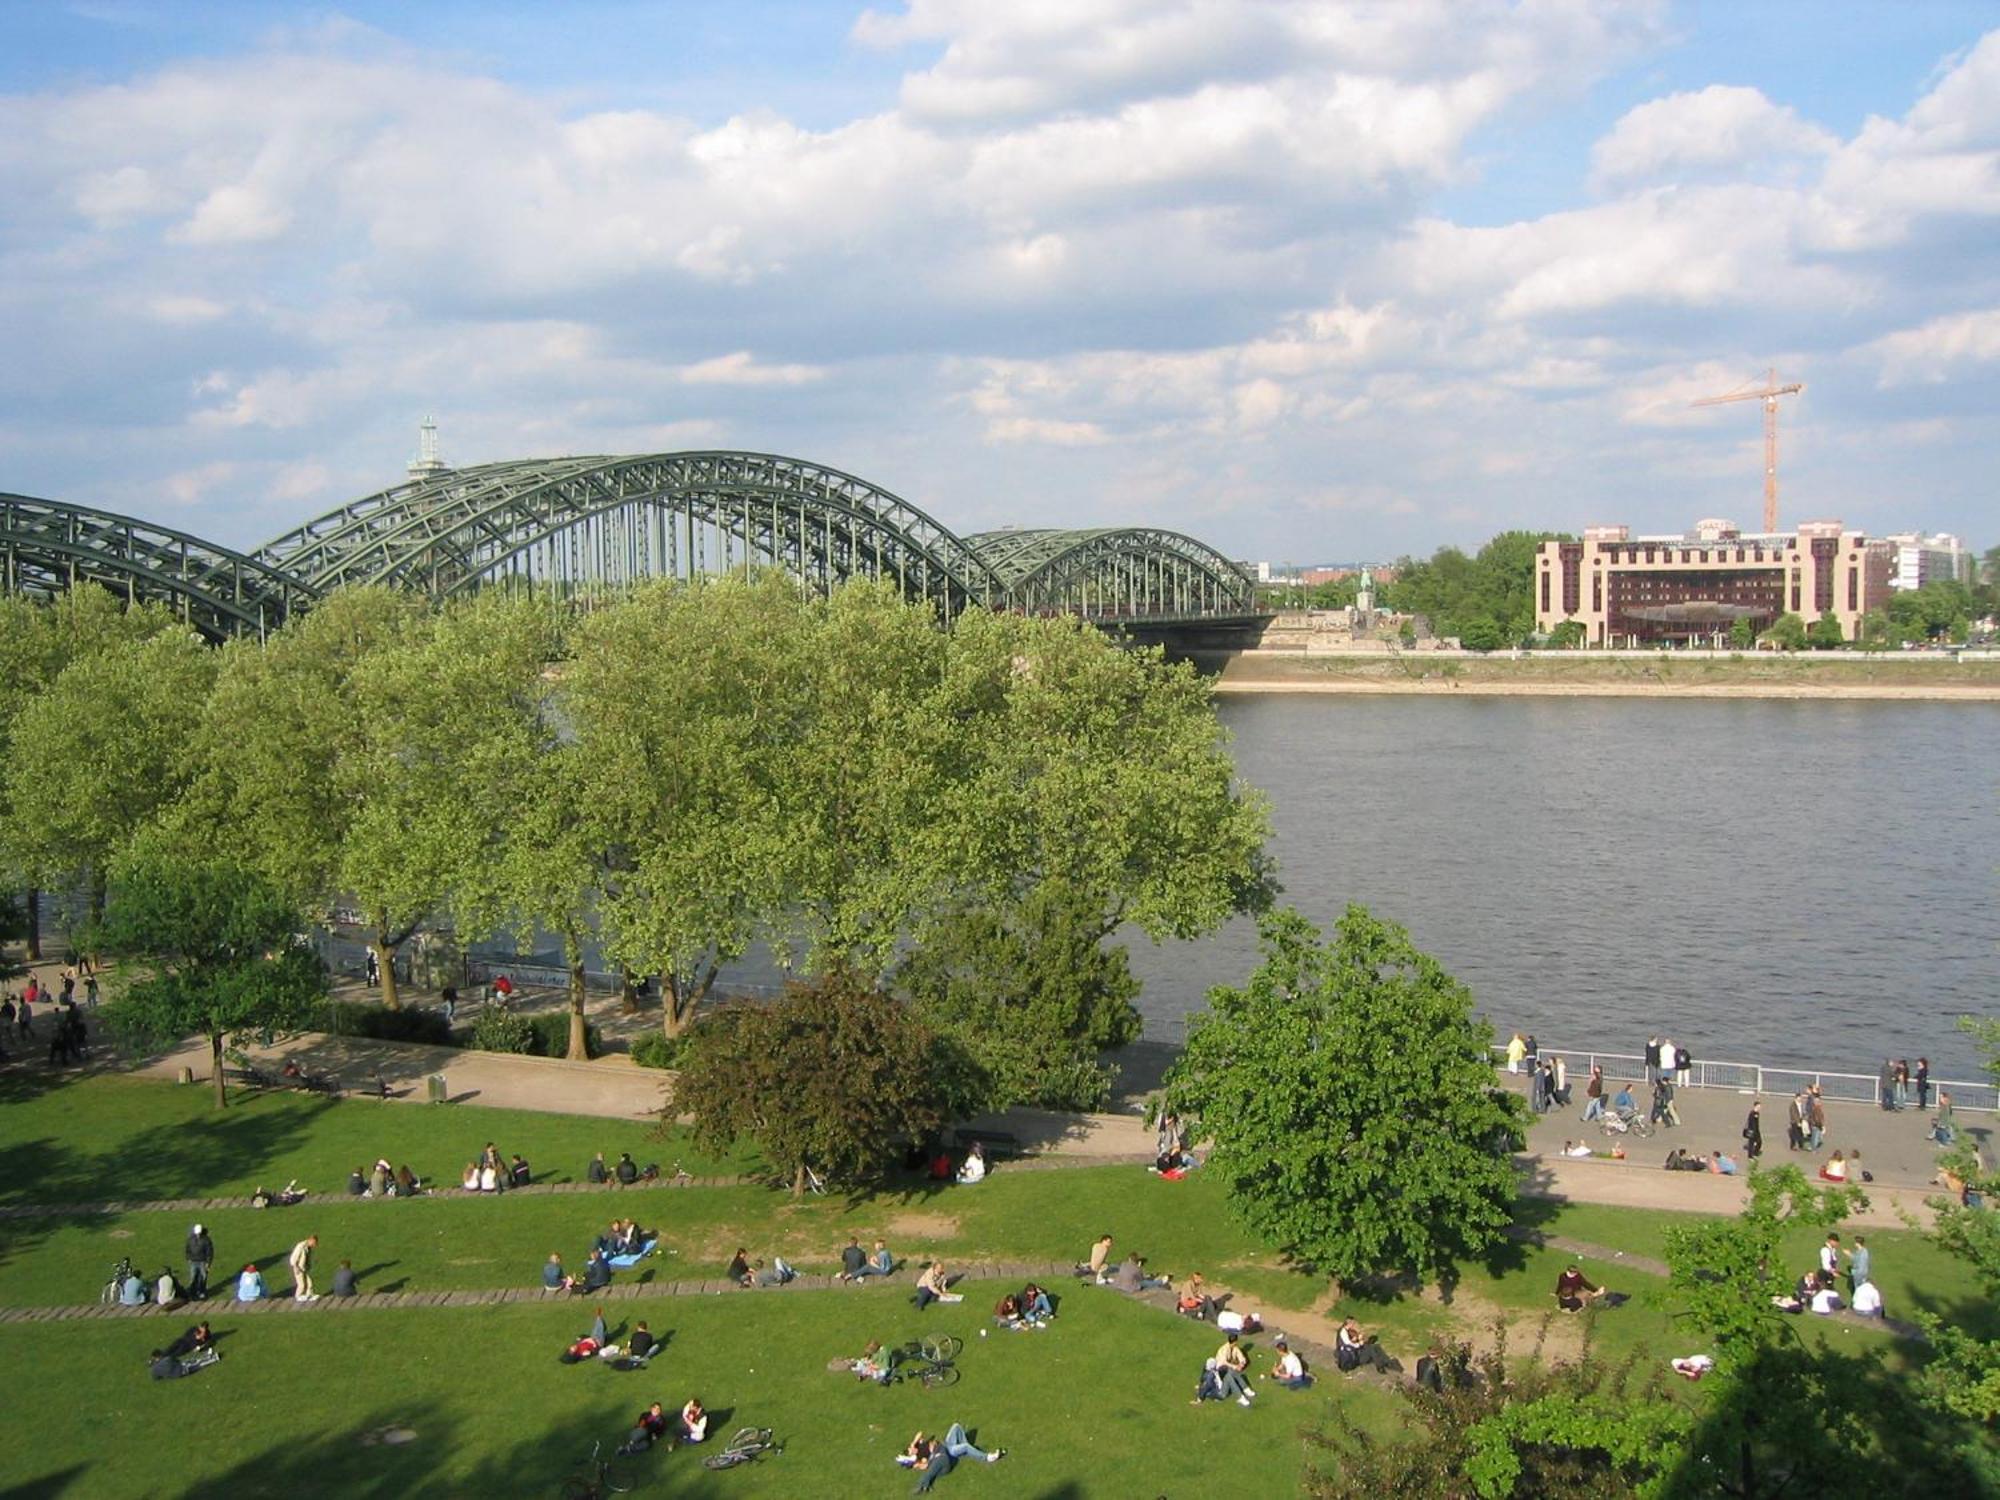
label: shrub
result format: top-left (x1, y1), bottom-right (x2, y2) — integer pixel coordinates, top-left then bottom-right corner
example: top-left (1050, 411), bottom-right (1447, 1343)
top-left (326, 1002), bottom-right (454, 1046)
top-left (526, 1010), bottom-right (603, 1060)
top-left (630, 1031), bottom-right (686, 1070)
top-left (470, 1010), bottom-right (535, 1056)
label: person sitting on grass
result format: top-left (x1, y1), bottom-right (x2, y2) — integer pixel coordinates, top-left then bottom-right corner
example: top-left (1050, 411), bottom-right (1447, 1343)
top-left (993, 1293), bottom-right (1026, 1331)
top-left (727, 1248), bottom-right (753, 1287)
top-left (347, 1167), bottom-right (367, 1197)
top-left (1176, 1272), bottom-right (1213, 1320)
top-left (914, 1261), bottom-right (964, 1310)
top-left (844, 1339), bottom-right (898, 1384)
top-left (396, 1164), bottom-right (420, 1197)
top-left (1078, 1234), bottom-right (1115, 1282)
top-left (618, 1402), bottom-right (672, 1456)
top-left (460, 1162), bottom-right (480, 1192)
top-left (235, 1264), bottom-right (265, 1303)
top-left (678, 1397), bottom-right (708, 1444)
top-left (753, 1255), bottom-right (796, 1288)
top-left (1819, 1150), bottom-right (1852, 1184)
top-left (331, 1259), bottom-right (358, 1297)
top-left (838, 1236), bottom-right (868, 1282)
top-left (1020, 1282), bottom-right (1053, 1326)
top-left (1270, 1336), bottom-right (1312, 1389)
top-left (625, 1321), bottom-right (657, 1363)
top-left (1555, 1264), bottom-right (1605, 1312)
top-left (588, 1151), bottom-right (610, 1185)
top-left (509, 1154), bottom-right (531, 1188)
top-left (595, 1221), bottom-right (622, 1259)
top-left (154, 1268), bottom-right (185, 1308)
top-left (955, 1140), bottom-right (988, 1185)
top-left (615, 1152), bottom-right (640, 1187)
top-left (543, 1253), bottom-right (577, 1293)
top-left (1852, 1279), bottom-right (1884, 1318)
top-left (1809, 1275), bottom-right (1846, 1315)
top-left (1335, 1318), bottom-right (1397, 1374)
top-left (370, 1160), bottom-right (392, 1198)
top-left (1213, 1332), bottom-right (1255, 1404)
top-left (1109, 1253), bottom-right (1170, 1294)
top-left (580, 1248), bottom-right (613, 1294)
top-left (853, 1239), bottom-right (894, 1279)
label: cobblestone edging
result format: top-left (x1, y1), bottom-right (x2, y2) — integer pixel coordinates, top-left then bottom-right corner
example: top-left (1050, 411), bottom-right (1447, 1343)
top-left (0, 1176), bottom-right (756, 1220)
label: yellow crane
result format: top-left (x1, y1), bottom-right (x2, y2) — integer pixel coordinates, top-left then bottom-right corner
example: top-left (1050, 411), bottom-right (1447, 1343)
top-left (1692, 367), bottom-right (1803, 533)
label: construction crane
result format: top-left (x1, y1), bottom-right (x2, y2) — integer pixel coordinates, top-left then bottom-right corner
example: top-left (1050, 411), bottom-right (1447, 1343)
top-left (1692, 368), bottom-right (1803, 533)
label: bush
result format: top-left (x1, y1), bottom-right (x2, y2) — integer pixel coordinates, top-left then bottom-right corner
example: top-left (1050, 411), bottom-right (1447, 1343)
top-left (470, 1010), bottom-right (535, 1055)
top-left (326, 1002), bottom-right (454, 1046)
top-left (526, 1010), bottom-right (603, 1060)
top-left (630, 1031), bottom-right (687, 1070)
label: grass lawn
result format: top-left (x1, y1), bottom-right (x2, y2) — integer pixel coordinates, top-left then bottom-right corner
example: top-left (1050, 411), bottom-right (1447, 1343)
top-left (1, 1073), bottom-right (1976, 1497)
top-left (0, 1276), bottom-right (1382, 1499)
top-left (0, 1071), bottom-right (759, 1208)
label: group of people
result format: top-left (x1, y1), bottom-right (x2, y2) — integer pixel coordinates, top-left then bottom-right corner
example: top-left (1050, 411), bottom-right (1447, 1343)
top-left (1878, 1057), bottom-right (1932, 1112)
top-left (1, 975), bottom-right (92, 1065)
top-left (348, 1159), bottom-right (422, 1198)
top-left (616, 1396), bottom-right (705, 1457)
top-left (991, 1283), bottom-right (1053, 1331)
top-left (586, 1150), bottom-right (648, 1187)
top-left (1773, 1233), bottom-right (1884, 1317)
top-left (461, 1141), bottom-right (528, 1193)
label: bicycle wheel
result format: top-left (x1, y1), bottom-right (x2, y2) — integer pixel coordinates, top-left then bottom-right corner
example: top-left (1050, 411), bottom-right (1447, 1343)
top-left (920, 1362), bottom-right (961, 1389)
top-left (921, 1334), bottom-right (963, 1363)
top-left (1630, 1117), bottom-right (1656, 1139)
top-left (702, 1450), bottom-right (748, 1471)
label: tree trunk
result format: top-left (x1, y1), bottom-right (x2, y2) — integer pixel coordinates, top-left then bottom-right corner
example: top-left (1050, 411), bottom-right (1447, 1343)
top-left (25, 888), bottom-right (40, 962)
top-left (565, 929), bottom-right (589, 1062)
top-left (662, 962), bottom-right (715, 1038)
top-left (88, 866), bottom-right (107, 925)
top-left (791, 1161), bottom-right (807, 1198)
top-left (371, 930), bottom-right (401, 1011)
top-left (211, 1032), bottom-right (228, 1110)
top-left (619, 966), bottom-right (640, 1016)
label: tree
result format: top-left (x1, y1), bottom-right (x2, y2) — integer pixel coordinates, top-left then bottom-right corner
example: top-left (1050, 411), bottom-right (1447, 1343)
top-left (1548, 620), bottom-right (1586, 650)
top-left (1855, 609), bottom-right (1895, 651)
top-left (97, 848), bottom-right (327, 1108)
top-left (1384, 531), bottom-right (1566, 642)
top-left (896, 879), bottom-right (1142, 1111)
top-left (1728, 618), bottom-right (1757, 650)
top-left (1459, 616), bottom-right (1505, 652)
top-left (3, 628), bottom-right (217, 922)
top-left (1809, 611), bottom-right (1844, 650)
top-left (1305, 1330), bottom-right (1688, 1499)
top-left (673, 971), bottom-right (975, 1194)
top-left (1763, 613), bottom-right (1807, 652)
top-left (1163, 907), bottom-right (1527, 1294)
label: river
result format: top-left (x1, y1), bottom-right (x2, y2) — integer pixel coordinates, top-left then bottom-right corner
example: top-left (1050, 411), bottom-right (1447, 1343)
top-left (1123, 694), bottom-right (2000, 1085)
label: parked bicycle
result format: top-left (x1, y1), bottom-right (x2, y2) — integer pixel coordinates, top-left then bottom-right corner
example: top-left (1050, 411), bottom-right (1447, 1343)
top-left (894, 1334), bottom-right (962, 1388)
top-left (557, 1441), bottom-right (628, 1499)
top-left (703, 1427), bottom-right (780, 1471)
top-left (100, 1256), bottom-right (134, 1304)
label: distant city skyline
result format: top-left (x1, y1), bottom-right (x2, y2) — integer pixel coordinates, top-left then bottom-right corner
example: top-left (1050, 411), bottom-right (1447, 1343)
top-left (3, 2), bottom-right (1996, 562)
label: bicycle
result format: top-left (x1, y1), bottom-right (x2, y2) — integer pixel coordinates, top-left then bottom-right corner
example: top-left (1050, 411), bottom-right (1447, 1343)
top-left (1599, 1108), bottom-right (1655, 1140)
top-left (101, 1256), bottom-right (133, 1305)
top-left (895, 1334), bottom-right (962, 1388)
top-left (557, 1441), bottom-right (629, 1499)
top-left (702, 1426), bottom-right (780, 1470)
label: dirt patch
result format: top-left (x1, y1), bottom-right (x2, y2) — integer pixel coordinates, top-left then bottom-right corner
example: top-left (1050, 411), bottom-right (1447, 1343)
top-left (885, 1211), bottom-right (958, 1241)
top-left (1413, 1283), bottom-right (1584, 1364)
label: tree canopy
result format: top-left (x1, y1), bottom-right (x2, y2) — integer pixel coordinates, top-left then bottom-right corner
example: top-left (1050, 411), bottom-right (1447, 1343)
top-left (672, 970), bottom-right (975, 1193)
top-left (1384, 530), bottom-right (1564, 643)
top-left (1163, 906), bottom-right (1527, 1293)
top-left (97, 848), bottom-right (327, 1108)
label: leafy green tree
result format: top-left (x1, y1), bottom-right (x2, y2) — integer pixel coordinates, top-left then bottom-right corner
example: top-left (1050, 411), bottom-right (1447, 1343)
top-left (1728, 618), bottom-right (1757, 650)
top-left (1763, 613), bottom-right (1808, 651)
top-left (896, 880), bottom-right (1142, 1111)
top-left (1548, 620), bottom-right (1586, 650)
top-left (674, 970), bottom-right (975, 1194)
top-left (1809, 611), bottom-right (1844, 650)
top-left (173, 587), bottom-right (432, 1006)
top-left (1163, 906), bottom-right (1527, 1295)
top-left (1384, 531), bottom-right (1565, 641)
top-left (1459, 616), bottom-right (1505, 652)
top-left (1308, 576), bottom-right (1361, 609)
top-left (3, 628), bottom-right (217, 921)
top-left (97, 848), bottom-right (327, 1108)
top-left (1855, 609), bottom-right (1895, 651)
top-left (1306, 1332), bottom-right (1688, 1499)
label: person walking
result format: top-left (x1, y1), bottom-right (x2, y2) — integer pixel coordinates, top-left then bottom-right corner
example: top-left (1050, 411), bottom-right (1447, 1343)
top-left (289, 1234), bottom-right (319, 1302)
top-left (185, 1223), bottom-right (214, 1300)
top-left (1741, 1102), bottom-right (1763, 1161)
top-left (1581, 1065), bottom-right (1605, 1122)
top-left (1787, 1090), bottom-right (1808, 1151)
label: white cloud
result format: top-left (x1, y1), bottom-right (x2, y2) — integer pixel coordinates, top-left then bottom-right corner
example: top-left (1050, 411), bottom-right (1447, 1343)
top-left (679, 352), bottom-right (826, 386)
top-left (1865, 308), bottom-right (2000, 385)
top-left (147, 294), bottom-right (227, 325)
top-left (1591, 85), bottom-right (1836, 188)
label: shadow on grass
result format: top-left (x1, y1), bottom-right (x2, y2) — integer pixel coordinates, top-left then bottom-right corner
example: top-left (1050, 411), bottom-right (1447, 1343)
top-left (0, 1463), bottom-right (92, 1498)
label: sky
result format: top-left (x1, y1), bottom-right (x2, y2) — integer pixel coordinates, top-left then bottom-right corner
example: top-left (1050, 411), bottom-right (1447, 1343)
top-left (2, 1), bottom-right (1996, 566)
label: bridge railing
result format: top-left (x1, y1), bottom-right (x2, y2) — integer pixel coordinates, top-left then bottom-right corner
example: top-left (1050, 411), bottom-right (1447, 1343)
top-left (1491, 1044), bottom-right (1995, 1113)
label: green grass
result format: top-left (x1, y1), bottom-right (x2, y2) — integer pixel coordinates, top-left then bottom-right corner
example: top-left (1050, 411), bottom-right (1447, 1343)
top-left (0, 1071), bottom-right (759, 1208)
top-left (0, 1277), bottom-right (1375, 1499)
top-left (1, 1072), bottom-right (1977, 1497)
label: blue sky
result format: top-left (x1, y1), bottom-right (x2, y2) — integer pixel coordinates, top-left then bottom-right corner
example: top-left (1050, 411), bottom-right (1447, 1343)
top-left (2, 1), bottom-right (1996, 563)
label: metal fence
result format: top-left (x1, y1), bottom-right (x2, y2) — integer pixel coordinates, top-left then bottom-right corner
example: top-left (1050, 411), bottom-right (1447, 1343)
top-left (1493, 1044), bottom-right (1996, 1114)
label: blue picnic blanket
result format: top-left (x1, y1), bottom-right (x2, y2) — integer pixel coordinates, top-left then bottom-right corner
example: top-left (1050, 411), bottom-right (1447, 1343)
top-left (607, 1239), bottom-right (658, 1270)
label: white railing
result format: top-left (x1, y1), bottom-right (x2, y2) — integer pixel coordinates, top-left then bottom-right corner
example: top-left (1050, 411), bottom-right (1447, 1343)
top-left (1491, 1044), bottom-right (1995, 1114)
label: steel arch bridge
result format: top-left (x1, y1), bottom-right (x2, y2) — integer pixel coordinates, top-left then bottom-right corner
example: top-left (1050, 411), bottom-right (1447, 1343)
top-left (3, 452), bottom-right (1259, 639)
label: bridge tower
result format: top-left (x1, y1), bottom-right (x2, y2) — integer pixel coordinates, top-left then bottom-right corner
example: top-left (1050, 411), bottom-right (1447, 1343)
top-left (407, 417), bottom-right (448, 479)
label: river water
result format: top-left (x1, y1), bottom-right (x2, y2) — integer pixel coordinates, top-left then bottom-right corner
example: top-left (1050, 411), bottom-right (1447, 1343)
top-left (1123, 693), bottom-right (2000, 1085)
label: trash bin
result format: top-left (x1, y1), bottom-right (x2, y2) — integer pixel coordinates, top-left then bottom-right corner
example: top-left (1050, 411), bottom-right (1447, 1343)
top-left (426, 1073), bottom-right (448, 1104)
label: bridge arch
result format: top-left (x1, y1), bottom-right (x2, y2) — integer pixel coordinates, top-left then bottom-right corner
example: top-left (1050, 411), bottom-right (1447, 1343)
top-left (963, 526), bottom-right (1255, 621)
top-left (0, 492), bottom-right (318, 641)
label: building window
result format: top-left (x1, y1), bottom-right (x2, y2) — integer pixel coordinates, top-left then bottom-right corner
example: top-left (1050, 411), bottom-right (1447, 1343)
top-left (1848, 567), bottom-right (1858, 611)
top-left (1541, 572), bottom-right (1550, 613)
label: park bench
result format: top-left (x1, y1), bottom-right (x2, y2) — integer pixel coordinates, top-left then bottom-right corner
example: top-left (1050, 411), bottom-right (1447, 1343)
top-left (957, 1128), bottom-right (1022, 1161)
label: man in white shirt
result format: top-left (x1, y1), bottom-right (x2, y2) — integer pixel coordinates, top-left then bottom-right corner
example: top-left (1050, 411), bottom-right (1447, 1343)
top-left (1818, 1234), bottom-right (1841, 1280)
top-left (289, 1234), bottom-right (319, 1302)
top-left (1271, 1337), bottom-right (1310, 1389)
top-left (1851, 1280), bottom-right (1884, 1317)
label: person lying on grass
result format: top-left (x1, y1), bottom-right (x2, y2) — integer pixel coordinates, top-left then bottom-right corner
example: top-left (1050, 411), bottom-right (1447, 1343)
top-left (901, 1426), bottom-right (1005, 1490)
top-left (838, 1339), bottom-right (898, 1384)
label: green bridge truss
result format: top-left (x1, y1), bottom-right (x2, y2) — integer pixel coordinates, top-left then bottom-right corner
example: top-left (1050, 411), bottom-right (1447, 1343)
top-left (4, 452), bottom-right (1258, 639)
